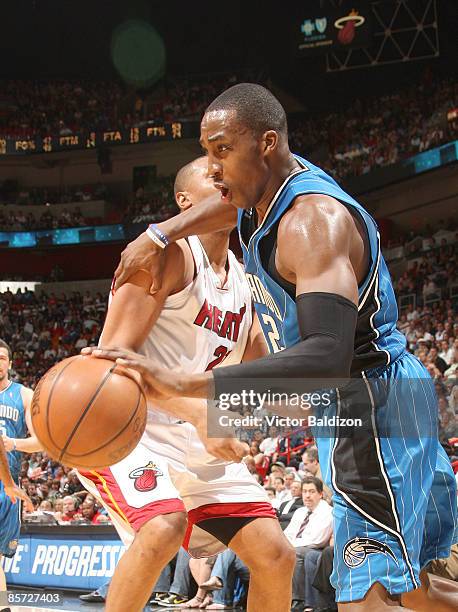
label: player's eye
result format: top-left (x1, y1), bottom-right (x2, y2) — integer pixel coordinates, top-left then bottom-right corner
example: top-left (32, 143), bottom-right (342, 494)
top-left (217, 144), bottom-right (229, 153)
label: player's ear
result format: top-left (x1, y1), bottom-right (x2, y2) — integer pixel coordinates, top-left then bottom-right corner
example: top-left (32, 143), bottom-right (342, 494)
top-left (262, 130), bottom-right (279, 156)
top-left (175, 191), bottom-right (192, 211)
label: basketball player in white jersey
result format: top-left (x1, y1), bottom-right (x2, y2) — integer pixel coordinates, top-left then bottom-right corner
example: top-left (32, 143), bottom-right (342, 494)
top-left (79, 157), bottom-right (295, 612)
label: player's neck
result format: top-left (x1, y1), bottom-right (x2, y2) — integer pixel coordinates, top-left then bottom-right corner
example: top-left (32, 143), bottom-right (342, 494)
top-left (255, 152), bottom-right (299, 222)
top-left (198, 231), bottom-right (230, 276)
top-left (0, 377), bottom-right (11, 392)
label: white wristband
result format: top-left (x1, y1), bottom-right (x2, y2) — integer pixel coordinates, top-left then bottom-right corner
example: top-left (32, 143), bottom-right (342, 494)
top-left (146, 227), bottom-right (167, 249)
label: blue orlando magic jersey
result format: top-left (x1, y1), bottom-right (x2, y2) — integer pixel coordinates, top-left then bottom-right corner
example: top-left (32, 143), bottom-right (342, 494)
top-left (0, 381), bottom-right (27, 481)
top-left (238, 155), bottom-right (406, 374)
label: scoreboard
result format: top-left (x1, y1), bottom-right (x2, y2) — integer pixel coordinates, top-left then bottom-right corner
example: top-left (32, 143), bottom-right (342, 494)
top-left (0, 121), bottom-right (200, 156)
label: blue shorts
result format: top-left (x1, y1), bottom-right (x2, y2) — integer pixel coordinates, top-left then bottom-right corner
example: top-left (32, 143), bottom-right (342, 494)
top-left (0, 481), bottom-right (21, 558)
top-left (313, 351), bottom-right (457, 602)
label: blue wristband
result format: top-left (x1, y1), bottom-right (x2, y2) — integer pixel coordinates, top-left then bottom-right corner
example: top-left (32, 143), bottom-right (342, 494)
top-left (146, 224), bottom-right (169, 248)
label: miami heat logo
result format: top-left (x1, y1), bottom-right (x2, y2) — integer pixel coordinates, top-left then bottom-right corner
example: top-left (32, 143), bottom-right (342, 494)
top-left (334, 10), bottom-right (365, 45)
top-left (343, 537), bottom-right (398, 569)
top-left (129, 462), bottom-right (163, 492)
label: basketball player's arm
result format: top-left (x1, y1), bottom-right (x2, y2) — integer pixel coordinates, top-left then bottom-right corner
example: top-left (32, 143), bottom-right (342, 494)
top-left (207, 195), bottom-right (359, 387)
top-left (0, 434), bottom-right (33, 509)
top-left (2, 387), bottom-right (42, 453)
top-left (90, 197), bottom-right (358, 401)
top-left (99, 242), bottom-right (192, 350)
top-left (114, 193), bottom-right (237, 291)
top-left (242, 311), bottom-right (269, 361)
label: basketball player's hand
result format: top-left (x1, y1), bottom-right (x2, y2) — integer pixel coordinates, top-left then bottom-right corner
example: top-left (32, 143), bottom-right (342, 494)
top-left (114, 232), bottom-right (166, 293)
top-left (4, 484), bottom-right (33, 511)
top-left (84, 347), bottom-right (212, 400)
top-left (2, 436), bottom-right (14, 452)
top-left (196, 432), bottom-right (249, 463)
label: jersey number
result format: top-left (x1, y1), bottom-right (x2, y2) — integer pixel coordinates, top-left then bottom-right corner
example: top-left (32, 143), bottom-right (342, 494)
top-left (261, 314), bottom-right (283, 353)
top-left (0, 420), bottom-right (6, 437)
top-left (206, 346), bottom-right (232, 371)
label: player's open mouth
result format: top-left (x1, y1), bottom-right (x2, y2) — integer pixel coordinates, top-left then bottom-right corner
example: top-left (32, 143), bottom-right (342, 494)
top-left (220, 186), bottom-right (231, 201)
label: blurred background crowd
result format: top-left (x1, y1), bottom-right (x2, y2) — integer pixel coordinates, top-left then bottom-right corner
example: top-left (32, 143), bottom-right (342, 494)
top-left (0, 72), bottom-right (456, 186)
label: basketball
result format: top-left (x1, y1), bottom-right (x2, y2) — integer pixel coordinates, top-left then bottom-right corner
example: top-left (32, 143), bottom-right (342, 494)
top-left (30, 355), bottom-right (147, 469)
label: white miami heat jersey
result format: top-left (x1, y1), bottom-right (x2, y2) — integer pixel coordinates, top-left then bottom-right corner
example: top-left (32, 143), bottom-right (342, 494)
top-left (141, 235), bottom-right (252, 375)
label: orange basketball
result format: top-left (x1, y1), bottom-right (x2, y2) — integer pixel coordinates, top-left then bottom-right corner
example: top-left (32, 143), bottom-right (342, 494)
top-left (31, 355), bottom-right (147, 469)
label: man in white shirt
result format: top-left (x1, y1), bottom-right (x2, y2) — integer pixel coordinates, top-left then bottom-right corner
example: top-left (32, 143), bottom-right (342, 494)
top-left (406, 304), bottom-right (419, 322)
top-left (259, 426), bottom-right (280, 457)
top-left (272, 476), bottom-right (291, 509)
top-left (286, 477), bottom-right (333, 612)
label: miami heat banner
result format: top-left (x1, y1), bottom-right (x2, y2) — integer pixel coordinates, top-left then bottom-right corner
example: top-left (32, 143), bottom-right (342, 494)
top-left (294, 1), bottom-right (373, 55)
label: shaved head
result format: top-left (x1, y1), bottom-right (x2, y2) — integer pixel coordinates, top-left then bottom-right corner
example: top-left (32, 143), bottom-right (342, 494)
top-left (174, 156), bottom-right (207, 196)
top-left (205, 83), bottom-right (287, 136)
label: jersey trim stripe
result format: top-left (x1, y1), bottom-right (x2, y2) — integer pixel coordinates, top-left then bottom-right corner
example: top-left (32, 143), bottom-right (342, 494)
top-left (357, 231), bottom-right (380, 313)
top-left (89, 469), bottom-right (130, 523)
top-left (330, 386), bottom-right (419, 589)
top-left (246, 165), bottom-right (309, 249)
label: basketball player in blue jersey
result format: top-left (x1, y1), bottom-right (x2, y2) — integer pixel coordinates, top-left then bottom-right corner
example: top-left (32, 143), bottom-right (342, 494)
top-left (0, 339), bottom-right (40, 598)
top-left (93, 84), bottom-right (457, 611)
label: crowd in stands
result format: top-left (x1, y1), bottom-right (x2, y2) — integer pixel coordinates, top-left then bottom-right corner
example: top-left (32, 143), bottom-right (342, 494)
top-left (0, 80), bottom-right (125, 139)
top-left (0, 73), bottom-right (456, 186)
top-left (122, 177), bottom-right (175, 225)
top-left (0, 218), bottom-right (456, 609)
top-left (0, 75), bottom-right (238, 139)
top-left (0, 205), bottom-right (88, 231)
top-left (389, 221), bottom-right (457, 298)
top-left (290, 75), bottom-right (457, 182)
top-left (5, 183), bottom-right (108, 207)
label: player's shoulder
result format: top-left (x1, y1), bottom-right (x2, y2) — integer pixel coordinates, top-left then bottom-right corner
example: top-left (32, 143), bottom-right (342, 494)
top-left (278, 193), bottom-right (354, 242)
top-left (20, 384), bottom-right (33, 402)
top-left (288, 193), bottom-right (353, 225)
top-left (164, 238), bottom-right (195, 293)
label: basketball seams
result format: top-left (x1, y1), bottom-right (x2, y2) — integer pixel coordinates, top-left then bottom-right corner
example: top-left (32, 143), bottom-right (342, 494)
top-left (44, 356), bottom-right (81, 453)
top-left (58, 364), bottom-right (117, 461)
top-left (63, 378), bottom-right (145, 461)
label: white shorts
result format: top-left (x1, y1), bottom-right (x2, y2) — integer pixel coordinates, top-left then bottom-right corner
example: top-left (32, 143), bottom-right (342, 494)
top-left (78, 419), bottom-right (274, 556)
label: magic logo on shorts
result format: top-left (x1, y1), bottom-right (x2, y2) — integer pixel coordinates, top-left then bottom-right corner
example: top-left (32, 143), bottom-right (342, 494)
top-left (343, 537), bottom-right (398, 568)
top-left (129, 462), bottom-right (163, 492)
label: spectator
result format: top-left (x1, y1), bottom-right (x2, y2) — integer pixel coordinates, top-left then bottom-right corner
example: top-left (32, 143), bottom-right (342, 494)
top-left (80, 498), bottom-right (107, 525)
top-left (62, 469), bottom-right (86, 498)
top-left (286, 477), bottom-right (333, 612)
top-left (428, 346), bottom-right (448, 374)
top-left (259, 426), bottom-right (280, 458)
top-left (300, 447), bottom-right (333, 503)
top-left (199, 549), bottom-right (249, 609)
top-left (277, 480), bottom-right (304, 530)
top-left (60, 495), bottom-right (82, 522)
top-left (272, 476), bottom-right (290, 508)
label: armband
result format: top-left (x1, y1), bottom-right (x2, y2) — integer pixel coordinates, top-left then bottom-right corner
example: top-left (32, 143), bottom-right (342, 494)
top-left (146, 224), bottom-right (169, 249)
